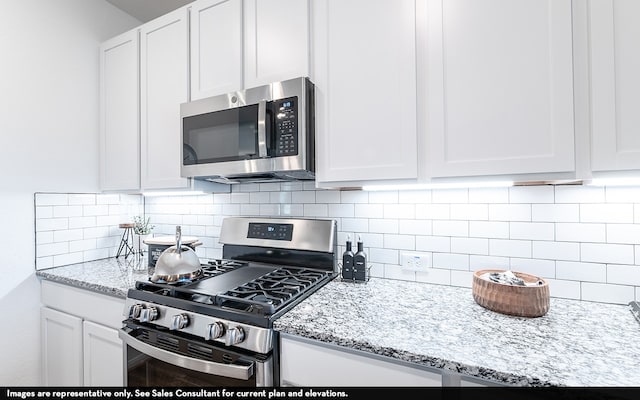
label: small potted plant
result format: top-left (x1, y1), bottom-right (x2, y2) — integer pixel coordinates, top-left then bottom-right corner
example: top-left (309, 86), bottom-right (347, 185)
top-left (133, 216), bottom-right (155, 255)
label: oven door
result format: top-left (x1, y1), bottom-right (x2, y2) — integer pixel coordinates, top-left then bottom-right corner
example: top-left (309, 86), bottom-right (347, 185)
top-left (119, 324), bottom-right (273, 387)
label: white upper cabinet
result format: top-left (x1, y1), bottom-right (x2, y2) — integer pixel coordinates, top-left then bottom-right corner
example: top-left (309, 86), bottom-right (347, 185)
top-left (190, 0), bottom-right (243, 100)
top-left (99, 30), bottom-right (139, 192)
top-left (589, 0), bottom-right (640, 173)
top-left (425, 0), bottom-right (575, 179)
top-left (140, 8), bottom-right (191, 190)
top-left (313, 0), bottom-right (418, 185)
top-left (244, 0), bottom-right (310, 88)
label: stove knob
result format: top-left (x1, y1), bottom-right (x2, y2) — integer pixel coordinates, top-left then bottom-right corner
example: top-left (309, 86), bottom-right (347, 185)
top-left (128, 304), bottom-right (144, 319)
top-left (139, 307), bottom-right (159, 322)
top-left (225, 326), bottom-right (245, 346)
top-left (170, 314), bottom-right (189, 330)
top-left (206, 322), bottom-right (225, 340)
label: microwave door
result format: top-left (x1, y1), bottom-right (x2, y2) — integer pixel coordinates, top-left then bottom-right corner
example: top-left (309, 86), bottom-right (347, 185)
top-left (183, 104), bottom-right (260, 165)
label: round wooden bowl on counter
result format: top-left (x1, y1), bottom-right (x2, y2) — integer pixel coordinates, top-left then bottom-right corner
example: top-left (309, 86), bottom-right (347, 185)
top-left (472, 269), bottom-right (550, 318)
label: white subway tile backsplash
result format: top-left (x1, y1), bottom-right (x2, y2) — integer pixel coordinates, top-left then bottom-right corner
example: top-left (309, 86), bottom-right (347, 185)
top-left (384, 204), bottom-right (415, 219)
top-left (510, 258), bottom-right (555, 279)
top-left (606, 224), bottom-right (640, 245)
top-left (450, 270), bottom-right (473, 287)
top-left (556, 261), bottom-right (606, 283)
top-left (555, 186), bottom-right (604, 203)
top-left (605, 186), bottom-right (640, 203)
top-left (533, 241), bottom-right (580, 261)
top-left (581, 282), bottom-right (634, 304)
top-left (303, 204), bottom-right (328, 217)
top-left (369, 248), bottom-right (398, 265)
top-left (489, 204), bottom-right (531, 222)
top-left (547, 279), bottom-right (581, 300)
top-left (415, 236), bottom-right (450, 252)
top-left (354, 204), bottom-right (384, 218)
top-left (450, 204), bottom-right (488, 221)
top-left (369, 219), bottom-right (399, 234)
top-left (581, 243), bottom-right (634, 265)
top-left (249, 192), bottom-right (270, 204)
top-left (292, 191), bottom-right (315, 203)
top-left (432, 188), bottom-right (467, 204)
top-left (432, 220), bottom-right (468, 237)
top-left (340, 190), bottom-right (369, 204)
top-left (398, 219), bottom-right (432, 236)
top-left (607, 264), bottom-right (640, 286)
top-left (469, 221), bottom-right (509, 239)
top-left (555, 223), bottom-right (605, 243)
top-left (37, 182), bottom-right (640, 305)
top-left (580, 204), bottom-right (633, 223)
top-left (469, 187), bottom-right (509, 204)
top-left (328, 204), bottom-right (354, 218)
top-left (415, 204), bottom-right (449, 220)
top-left (489, 239), bottom-right (531, 258)
top-left (316, 190), bottom-right (341, 204)
top-left (415, 267), bottom-right (451, 285)
top-left (510, 186), bottom-right (554, 204)
top-left (37, 193), bottom-right (68, 205)
top-left (510, 222), bottom-right (554, 241)
top-left (451, 237), bottom-right (489, 255)
top-left (399, 190), bottom-right (431, 204)
top-left (383, 234), bottom-right (415, 251)
top-left (69, 194), bottom-right (96, 206)
top-left (531, 204), bottom-right (578, 222)
top-left (432, 253), bottom-right (469, 271)
top-left (368, 191), bottom-right (399, 204)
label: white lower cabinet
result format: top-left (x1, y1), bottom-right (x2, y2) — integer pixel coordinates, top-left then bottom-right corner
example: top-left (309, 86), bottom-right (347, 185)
top-left (279, 334), bottom-right (442, 387)
top-left (40, 280), bottom-right (125, 386)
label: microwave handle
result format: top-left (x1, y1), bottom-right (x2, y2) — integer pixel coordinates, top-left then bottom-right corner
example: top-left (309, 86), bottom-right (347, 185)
top-left (257, 100), bottom-right (268, 158)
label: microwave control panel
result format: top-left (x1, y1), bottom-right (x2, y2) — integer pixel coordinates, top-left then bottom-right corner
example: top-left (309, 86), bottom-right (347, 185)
top-left (273, 97), bottom-right (298, 157)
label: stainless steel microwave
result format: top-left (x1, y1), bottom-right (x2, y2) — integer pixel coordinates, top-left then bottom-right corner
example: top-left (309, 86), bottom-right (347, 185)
top-left (180, 77), bottom-right (315, 184)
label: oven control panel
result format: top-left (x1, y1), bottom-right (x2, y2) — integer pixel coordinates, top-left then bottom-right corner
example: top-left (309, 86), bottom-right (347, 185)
top-left (124, 299), bottom-right (273, 354)
top-left (273, 96), bottom-right (298, 157)
top-left (247, 222), bottom-right (293, 241)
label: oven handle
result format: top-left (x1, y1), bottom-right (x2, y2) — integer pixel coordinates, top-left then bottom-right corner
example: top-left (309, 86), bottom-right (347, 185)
top-left (119, 329), bottom-right (254, 381)
top-left (257, 100), bottom-right (268, 158)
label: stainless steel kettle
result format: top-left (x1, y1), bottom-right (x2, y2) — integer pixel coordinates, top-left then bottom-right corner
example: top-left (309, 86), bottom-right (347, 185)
top-left (150, 226), bottom-right (202, 283)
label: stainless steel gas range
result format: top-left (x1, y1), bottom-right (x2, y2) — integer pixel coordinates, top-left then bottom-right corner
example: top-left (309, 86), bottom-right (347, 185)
top-left (119, 216), bottom-right (338, 387)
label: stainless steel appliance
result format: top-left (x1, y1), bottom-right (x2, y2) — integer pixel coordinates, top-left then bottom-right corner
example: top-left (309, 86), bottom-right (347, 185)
top-left (180, 77), bottom-right (315, 184)
top-left (119, 217), bottom-right (337, 387)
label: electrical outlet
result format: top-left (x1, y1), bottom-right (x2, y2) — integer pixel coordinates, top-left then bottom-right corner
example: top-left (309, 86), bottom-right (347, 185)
top-left (401, 252), bottom-right (432, 271)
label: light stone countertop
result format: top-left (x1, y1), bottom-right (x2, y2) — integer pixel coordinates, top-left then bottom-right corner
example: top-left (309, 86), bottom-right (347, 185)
top-left (273, 277), bottom-right (640, 387)
top-left (36, 258), bottom-right (640, 387)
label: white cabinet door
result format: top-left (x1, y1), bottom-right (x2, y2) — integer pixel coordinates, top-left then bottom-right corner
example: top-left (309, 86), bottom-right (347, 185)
top-left (190, 0), bottom-right (243, 100)
top-left (425, 0), bottom-right (575, 178)
top-left (99, 29), bottom-right (140, 191)
top-left (41, 307), bottom-right (83, 386)
top-left (140, 8), bottom-right (191, 190)
top-left (83, 321), bottom-right (124, 386)
top-left (589, 0), bottom-right (640, 172)
top-left (279, 335), bottom-right (442, 386)
top-left (244, 0), bottom-right (309, 88)
top-left (313, 0), bottom-right (418, 185)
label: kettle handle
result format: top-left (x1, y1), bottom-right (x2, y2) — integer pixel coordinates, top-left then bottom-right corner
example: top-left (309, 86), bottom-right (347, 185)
top-left (175, 226), bottom-right (182, 254)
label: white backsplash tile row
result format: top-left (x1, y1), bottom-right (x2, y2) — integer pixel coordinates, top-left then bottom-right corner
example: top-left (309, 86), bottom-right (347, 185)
top-left (34, 193), bottom-right (143, 269)
top-left (36, 184), bottom-right (640, 304)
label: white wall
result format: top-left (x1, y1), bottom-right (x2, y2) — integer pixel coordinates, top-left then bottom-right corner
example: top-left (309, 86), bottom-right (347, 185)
top-left (0, 0), bottom-right (140, 385)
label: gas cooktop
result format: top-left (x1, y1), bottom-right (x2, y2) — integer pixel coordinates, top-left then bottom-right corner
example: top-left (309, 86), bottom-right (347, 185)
top-left (129, 259), bottom-right (334, 327)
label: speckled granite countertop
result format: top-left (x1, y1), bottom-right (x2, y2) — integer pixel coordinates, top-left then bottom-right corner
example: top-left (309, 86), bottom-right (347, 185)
top-left (36, 257), bottom-right (150, 298)
top-left (274, 277), bottom-right (640, 387)
top-left (37, 259), bottom-right (640, 387)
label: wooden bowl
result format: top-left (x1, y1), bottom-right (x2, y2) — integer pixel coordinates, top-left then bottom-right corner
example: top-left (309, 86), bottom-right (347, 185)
top-left (472, 269), bottom-right (550, 318)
